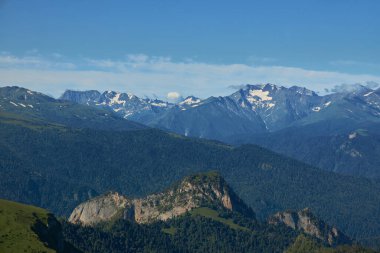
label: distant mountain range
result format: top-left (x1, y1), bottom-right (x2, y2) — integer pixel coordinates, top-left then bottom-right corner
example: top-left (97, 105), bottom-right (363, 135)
top-left (61, 84), bottom-right (380, 178)
top-left (60, 83), bottom-right (380, 135)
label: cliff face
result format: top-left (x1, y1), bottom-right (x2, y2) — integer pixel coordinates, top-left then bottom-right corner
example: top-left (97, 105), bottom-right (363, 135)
top-left (69, 172), bottom-right (254, 225)
top-left (269, 208), bottom-right (351, 246)
top-left (68, 192), bottom-right (131, 226)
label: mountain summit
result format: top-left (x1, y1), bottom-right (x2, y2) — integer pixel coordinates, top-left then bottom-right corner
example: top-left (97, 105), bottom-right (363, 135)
top-left (67, 172), bottom-right (353, 249)
top-left (68, 172), bottom-right (254, 226)
top-left (60, 89), bottom-right (173, 122)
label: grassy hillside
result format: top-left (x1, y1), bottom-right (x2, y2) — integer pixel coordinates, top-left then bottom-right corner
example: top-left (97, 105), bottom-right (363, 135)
top-left (0, 199), bottom-right (56, 253)
top-left (190, 207), bottom-right (250, 231)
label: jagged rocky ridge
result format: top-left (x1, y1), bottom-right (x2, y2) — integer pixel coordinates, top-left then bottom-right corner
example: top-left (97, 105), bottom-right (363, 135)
top-left (269, 208), bottom-right (351, 246)
top-left (68, 172), bottom-right (351, 247)
top-left (60, 83), bottom-right (380, 138)
top-left (61, 89), bottom-right (176, 123)
top-left (69, 172), bottom-right (254, 225)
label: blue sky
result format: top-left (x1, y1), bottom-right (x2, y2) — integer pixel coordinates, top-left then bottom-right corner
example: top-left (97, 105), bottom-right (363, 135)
top-left (0, 0), bottom-right (379, 98)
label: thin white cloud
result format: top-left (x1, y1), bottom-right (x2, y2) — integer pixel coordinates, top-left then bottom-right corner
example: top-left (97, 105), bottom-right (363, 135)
top-left (167, 91), bottom-right (182, 102)
top-left (325, 81), bottom-right (380, 93)
top-left (0, 52), bottom-right (76, 69)
top-left (1, 53), bottom-right (380, 99)
top-left (329, 60), bottom-right (380, 69)
top-left (167, 91), bottom-right (181, 99)
top-left (0, 53), bottom-right (42, 66)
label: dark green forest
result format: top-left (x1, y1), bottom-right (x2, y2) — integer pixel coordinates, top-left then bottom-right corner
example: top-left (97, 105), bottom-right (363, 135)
top-left (61, 211), bottom-right (301, 253)
top-left (61, 211), bottom-right (375, 253)
top-left (2, 119), bottom-right (380, 245)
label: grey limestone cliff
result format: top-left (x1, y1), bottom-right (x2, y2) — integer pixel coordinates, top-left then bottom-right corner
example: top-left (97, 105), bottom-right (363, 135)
top-left (68, 172), bottom-right (254, 226)
top-left (269, 208), bottom-right (351, 246)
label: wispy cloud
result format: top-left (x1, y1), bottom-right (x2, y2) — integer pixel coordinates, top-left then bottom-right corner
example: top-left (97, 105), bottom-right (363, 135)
top-left (0, 52), bottom-right (76, 70)
top-left (227, 84), bottom-right (247, 90)
top-left (324, 81), bottom-right (380, 93)
top-left (329, 60), bottom-right (380, 69)
top-left (1, 53), bottom-right (380, 99)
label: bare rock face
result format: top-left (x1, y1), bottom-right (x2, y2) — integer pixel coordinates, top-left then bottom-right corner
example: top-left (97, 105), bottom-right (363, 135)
top-left (68, 172), bottom-right (254, 226)
top-left (268, 208), bottom-right (351, 246)
top-left (69, 192), bottom-right (131, 225)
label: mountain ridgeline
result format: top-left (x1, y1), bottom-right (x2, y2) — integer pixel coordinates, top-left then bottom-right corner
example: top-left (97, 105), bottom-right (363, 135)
top-left (68, 172), bottom-right (254, 226)
top-left (1, 86), bottom-right (380, 248)
top-left (61, 83), bottom-right (380, 179)
top-left (0, 86), bottom-right (145, 131)
top-left (61, 172), bottom-right (361, 252)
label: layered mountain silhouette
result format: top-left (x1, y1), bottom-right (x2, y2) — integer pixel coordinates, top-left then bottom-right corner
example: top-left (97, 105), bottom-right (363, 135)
top-left (1, 85), bottom-right (380, 248)
top-left (61, 84), bottom-right (380, 178)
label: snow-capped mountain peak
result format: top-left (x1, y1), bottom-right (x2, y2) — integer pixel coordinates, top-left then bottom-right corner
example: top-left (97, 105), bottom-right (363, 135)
top-left (244, 83), bottom-right (281, 92)
top-left (233, 84), bottom-right (279, 110)
top-left (103, 91), bottom-right (126, 105)
top-left (247, 89), bottom-right (273, 102)
top-left (145, 98), bottom-right (172, 108)
top-left (179, 96), bottom-right (202, 106)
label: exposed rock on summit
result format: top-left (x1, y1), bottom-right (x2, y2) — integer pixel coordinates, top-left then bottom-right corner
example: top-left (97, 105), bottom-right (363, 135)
top-left (68, 192), bottom-right (131, 226)
top-left (68, 172), bottom-right (254, 226)
top-left (269, 208), bottom-right (351, 246)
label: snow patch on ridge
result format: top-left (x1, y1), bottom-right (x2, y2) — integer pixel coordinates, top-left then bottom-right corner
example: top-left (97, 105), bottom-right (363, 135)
top-left (109, 93), bottom-right (126, 105)
top-left (349, 132), bottom-right (357, 139)
top-left (364, 91), bottom-right (374, 97)
top-left (247, 90), bottom-right (273, 103)
top-left (151, 102), bottom-right (168, 107)
top-left (180, 97), bottom-right (201, 106)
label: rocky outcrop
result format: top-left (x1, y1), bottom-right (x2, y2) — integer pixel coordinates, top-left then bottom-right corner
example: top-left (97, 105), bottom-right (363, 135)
top-left (68, 192), bottom-right (131, 226)
top-left (269, 208), bottom-right (351, 246)
top-left (69, 172), bottom-right (254, 225)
